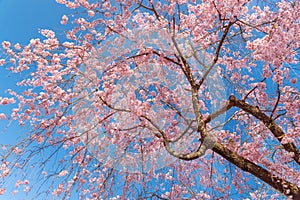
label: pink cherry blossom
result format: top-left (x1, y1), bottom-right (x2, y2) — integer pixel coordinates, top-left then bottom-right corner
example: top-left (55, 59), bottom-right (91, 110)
top-left (15, 180), bottom-right (22, 188)
top-left (61, 15), bottom-right (68, 25)
top-left (40, 29), bottom-right (55, 38)
top-left (290, 78), bottom-right (297, 84)
top-left (0, 97), bottom-right (15, 105)
top-left (0, 0), bottom-right (299, 199)
top-left (0, 59), bottom-right (5, 66)
top-left (24, 186), bottom-right (30, 193)
top-left (0, 113), bottom-right (6, 119)
top-left (1, 41), bottom-right (10, 49)
top-left (87, 10), bottom-right (94, 17)
top-left (58, 170), bottom-right (68, 177)
top-left (0, 188), bottom-right (5, 195)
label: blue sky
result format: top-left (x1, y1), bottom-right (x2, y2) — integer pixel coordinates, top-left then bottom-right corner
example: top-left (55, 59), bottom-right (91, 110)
top-left (0, 0), bottom-right (72, 142)
top-left (0, 1), bottom-right (71, 198)
top-left (0, 1), bottom-right (296, 199)
top-left (0, 0), bottom-right (71, 43)
top-left (0, 0), bottom-right (72, 138)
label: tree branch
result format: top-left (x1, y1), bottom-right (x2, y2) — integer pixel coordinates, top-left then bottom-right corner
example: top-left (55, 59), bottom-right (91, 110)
top-left (212, 142), bottom-right (300, 198)
top-left (204, 100), bottom-right (234, 124)
top-left (188, 95), bottom-right (300, 197)
top-left (229, 95), bottom-right (300, 166)
top-left (197, 22), bottom-right (233, 89)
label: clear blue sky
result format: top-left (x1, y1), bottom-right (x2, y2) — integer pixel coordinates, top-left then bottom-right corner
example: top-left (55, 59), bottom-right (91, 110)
top-left (0, 0), bottom-right (71, 43)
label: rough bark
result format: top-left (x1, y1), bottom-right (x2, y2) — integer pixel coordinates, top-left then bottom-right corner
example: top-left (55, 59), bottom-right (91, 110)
top-left (229, 95), bottom-right (300, 165)
top-left (212, 142), bottom-right (300, 199)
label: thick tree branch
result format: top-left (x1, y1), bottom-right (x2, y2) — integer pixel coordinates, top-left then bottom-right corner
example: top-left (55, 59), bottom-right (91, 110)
top-left (163, 135), bottom-right (215, 161)
top-left (205, 92), bottom-right (299, 168)
top-left (171, 36), bottom-right (208, 140)
top-left (228, 95), bottom-right (300, 166)
top-left (204, 100), bottom-right (234, 124)
top-left (141, 115), bottom-right (214, 160)
top-left (161, 129), bottom-right (300, 198)
top-left (185, 95), bottom-right (300, 198)
top-left (212, 142), bottom-right (300, 198)
top-left (171, 36), bottom-right (196, 88)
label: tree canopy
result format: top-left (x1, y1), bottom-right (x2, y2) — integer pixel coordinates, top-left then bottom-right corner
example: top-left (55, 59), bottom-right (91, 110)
top-left (0, 0), bottom-right (299, 199)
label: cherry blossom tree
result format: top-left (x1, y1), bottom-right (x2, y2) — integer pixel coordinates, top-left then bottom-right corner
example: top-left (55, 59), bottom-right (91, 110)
top-left (0, 0), bottom-right (299, 199)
